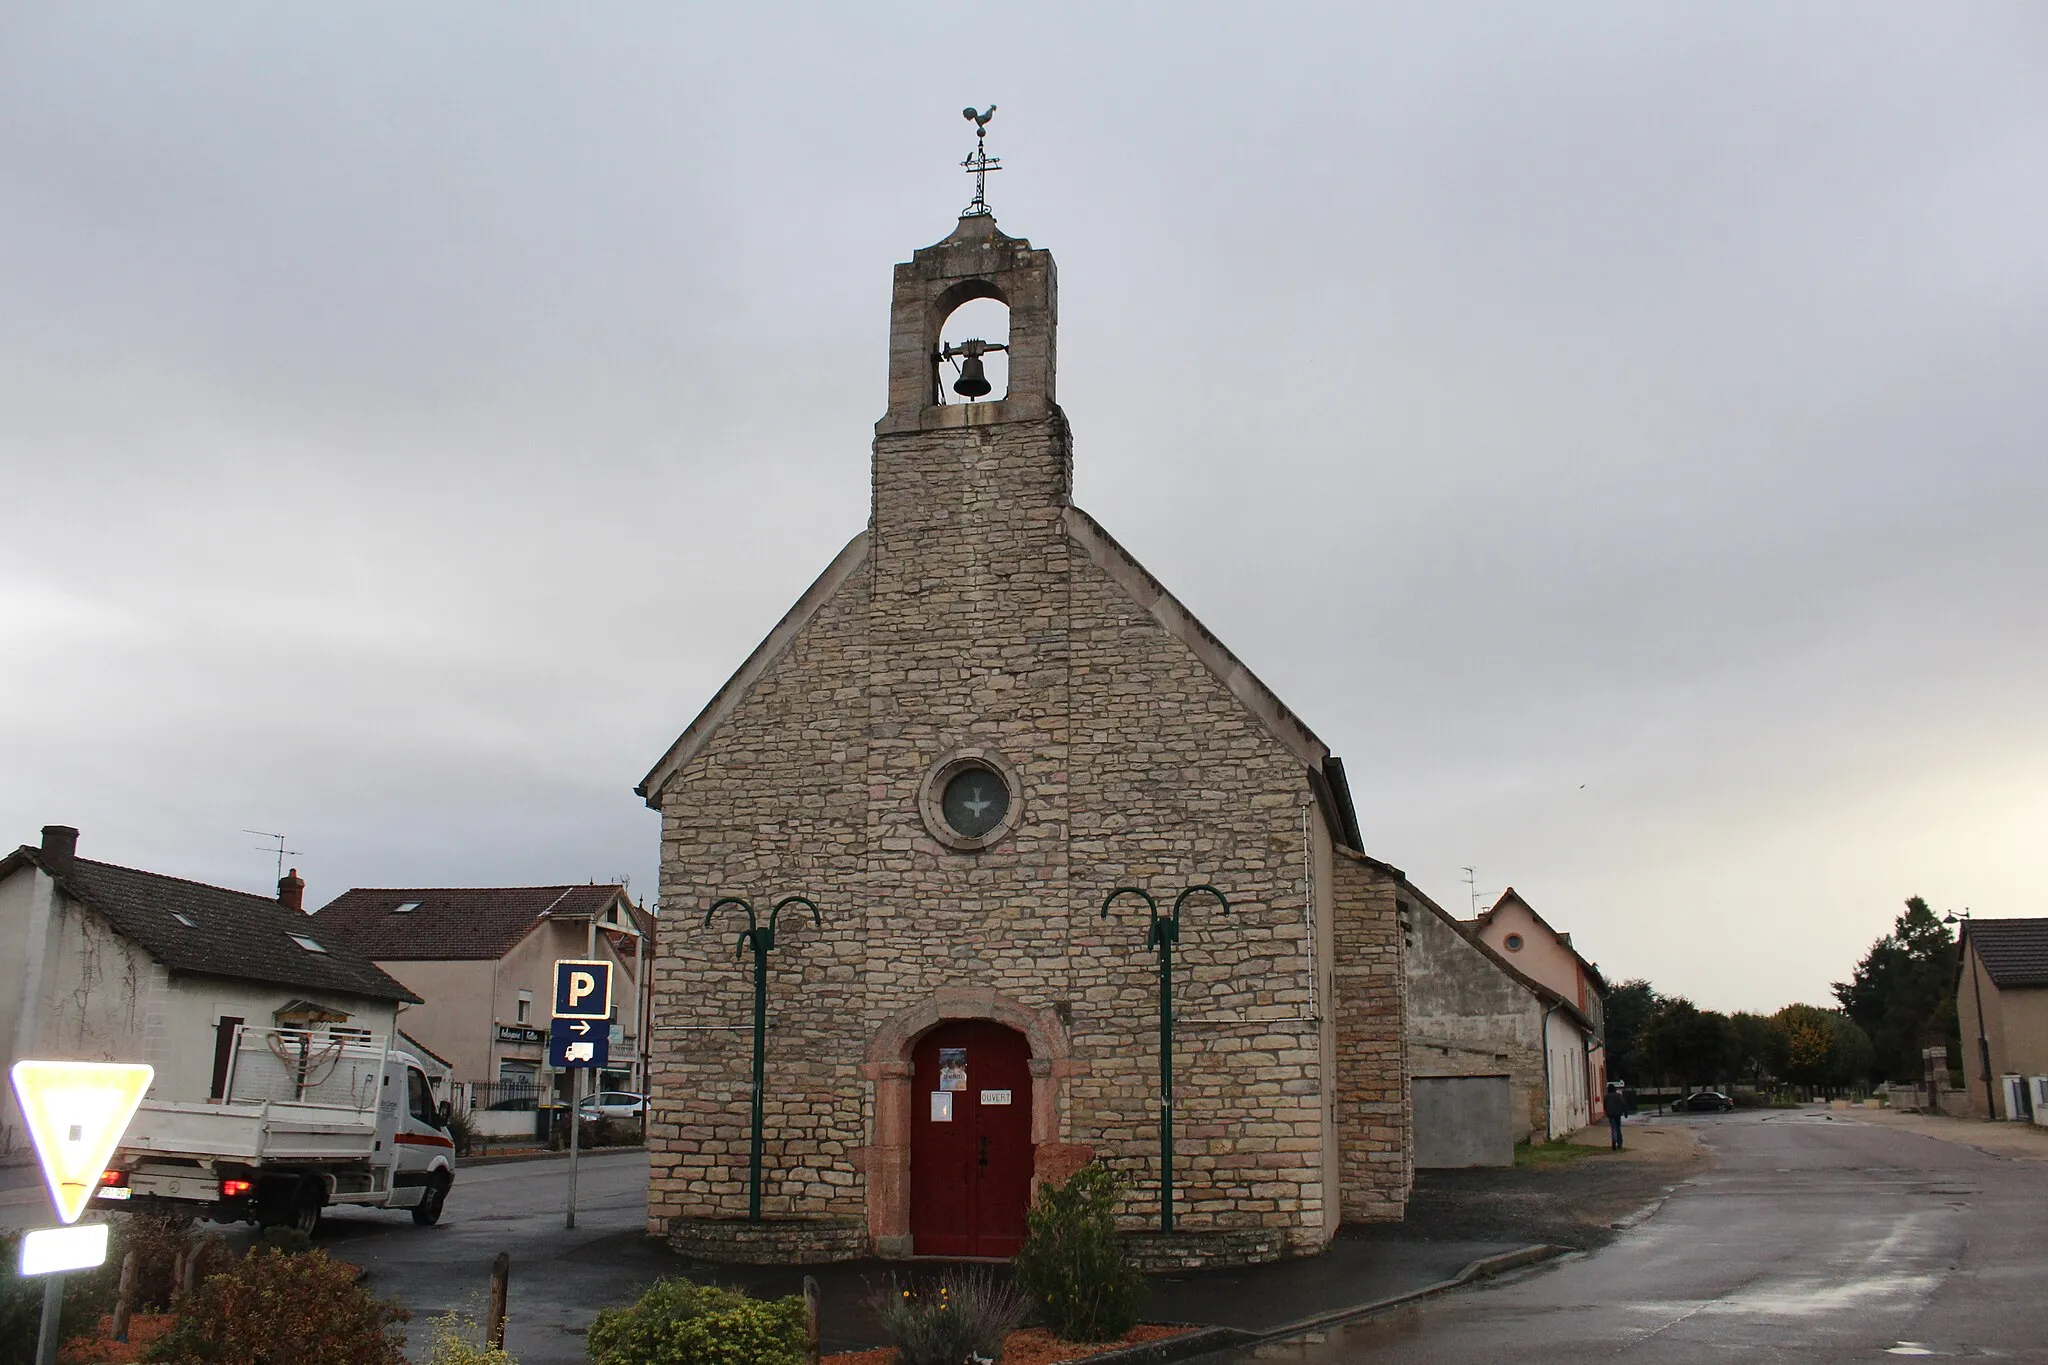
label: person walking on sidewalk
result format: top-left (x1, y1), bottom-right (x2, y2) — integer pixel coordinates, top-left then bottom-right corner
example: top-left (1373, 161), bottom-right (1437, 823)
top-left (1607, 1080), bottom-right (1628, 1150)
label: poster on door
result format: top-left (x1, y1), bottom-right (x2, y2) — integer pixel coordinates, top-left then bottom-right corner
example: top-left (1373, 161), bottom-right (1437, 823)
top-left (930, 1091), bottom-right (954, 1122)
top-left (938, 1047), bottom-right (967, 1092)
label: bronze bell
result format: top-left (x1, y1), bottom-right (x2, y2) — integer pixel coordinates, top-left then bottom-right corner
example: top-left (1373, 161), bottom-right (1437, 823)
top-left (952, 355), bottom-right (992, 399)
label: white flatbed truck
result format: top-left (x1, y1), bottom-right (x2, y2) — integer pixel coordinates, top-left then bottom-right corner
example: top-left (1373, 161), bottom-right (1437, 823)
top-left (92, 1026), bottom-right (457, 1235)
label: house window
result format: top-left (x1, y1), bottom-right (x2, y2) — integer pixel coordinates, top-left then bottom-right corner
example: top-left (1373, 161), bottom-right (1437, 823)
top-left (289, 934), bottom-right (328, 954)
top-left (1504, 933), bottom-right (1524, 952)
top-left (210, 1016), bottom-right (245, 1101)
top-left (394, 900), bottom-right (422, 914)
top-left (516, 991), bottom-right (532, 1025)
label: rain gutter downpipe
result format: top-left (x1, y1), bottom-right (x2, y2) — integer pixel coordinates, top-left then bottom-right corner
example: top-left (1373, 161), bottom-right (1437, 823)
top-left (1541, 1000), bottom-right (1561, 1140)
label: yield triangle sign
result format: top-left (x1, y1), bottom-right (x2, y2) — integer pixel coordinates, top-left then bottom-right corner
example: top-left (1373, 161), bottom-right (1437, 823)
top-left (9, 1060), bottom-right (154, 1223)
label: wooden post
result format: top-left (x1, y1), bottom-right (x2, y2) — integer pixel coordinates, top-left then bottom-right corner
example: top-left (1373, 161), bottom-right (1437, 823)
top-left (112, 1248), bottom-right (140, 1341)
top-left (170, 1248), bottom-right (187, 1302)
top-left (802, 1275), bottom-right (820, 1365)
top-left (180, 1241), bottom-right (204, 1300)
top-left (486, 1252), bottom-right (510, 1350)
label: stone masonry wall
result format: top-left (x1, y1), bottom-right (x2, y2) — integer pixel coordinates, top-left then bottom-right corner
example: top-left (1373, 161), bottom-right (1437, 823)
top-left (646, 407), bottom-right (1360, 1251)
top-left (1329, 849), bottom-right (1411, 1220)
top-left (1405, 900), bottom-right (1546, 1143)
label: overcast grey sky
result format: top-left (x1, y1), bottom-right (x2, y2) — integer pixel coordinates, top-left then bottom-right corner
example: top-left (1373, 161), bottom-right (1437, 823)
top-left (3, 4), bottom-right (2042, 1013)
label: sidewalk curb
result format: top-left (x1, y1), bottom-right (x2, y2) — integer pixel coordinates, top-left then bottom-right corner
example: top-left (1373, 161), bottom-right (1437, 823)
top-left (1234, 1242), bottom-right (1567, 1346)
top-left (1055, 1325), bottom-right (1250, 1365)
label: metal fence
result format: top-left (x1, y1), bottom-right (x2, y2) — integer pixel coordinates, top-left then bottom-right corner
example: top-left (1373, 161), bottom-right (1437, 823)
top-left (462, 1080), bottom-right (543, 1112)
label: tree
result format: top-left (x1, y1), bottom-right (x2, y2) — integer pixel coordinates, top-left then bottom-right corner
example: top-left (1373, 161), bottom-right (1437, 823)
top-left (1772, 1003), bottom-right (1874, 1097)
top-left (1728, 1011), bottom-right (1776, 1089)
top-left (1641, 997), bottom-right (1737, 1090)
top-left (1833, 896), bottom-right (1960, 1084)
top-left (1603, 979), bottom-right (1660, 1086)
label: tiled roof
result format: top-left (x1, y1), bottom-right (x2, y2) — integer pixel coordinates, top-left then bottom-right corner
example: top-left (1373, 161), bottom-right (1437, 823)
top-left (3, 849), bottom-right (419, 1004)
top-left (311, 884), bottom-right (632, 961)
top-left (1967, 918), bottom-right (2048, 988)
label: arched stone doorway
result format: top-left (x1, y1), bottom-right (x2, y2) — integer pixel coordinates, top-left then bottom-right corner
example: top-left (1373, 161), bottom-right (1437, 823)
top-left (856, 987), bottom-right (1090, 1258)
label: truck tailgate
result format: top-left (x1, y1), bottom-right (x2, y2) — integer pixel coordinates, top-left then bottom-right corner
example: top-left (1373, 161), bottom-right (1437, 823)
top-left (120, 1099), bottom-right (379, 1164)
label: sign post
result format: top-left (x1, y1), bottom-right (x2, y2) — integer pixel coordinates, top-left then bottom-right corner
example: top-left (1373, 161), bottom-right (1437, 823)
top-left (551, 960), bottom-right (612, 1230)
top-left (9, 1060), bottom-right (155, 1365)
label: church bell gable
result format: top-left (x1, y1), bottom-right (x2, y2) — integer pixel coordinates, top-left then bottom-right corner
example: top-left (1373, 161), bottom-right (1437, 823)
top-left (879, 213), bottom-right (1060, 437)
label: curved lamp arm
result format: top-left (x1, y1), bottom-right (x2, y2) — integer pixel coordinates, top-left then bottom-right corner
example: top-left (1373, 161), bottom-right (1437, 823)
top-left (767, 895), bottom-right (823, 941)
top-left (1171, 884), bottom-right (1230, 922)
top-left (704, 896), bottom-right (760, 957)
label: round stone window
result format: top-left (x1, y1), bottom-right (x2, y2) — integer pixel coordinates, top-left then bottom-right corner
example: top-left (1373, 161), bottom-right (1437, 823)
top-left (1504, 933), bottom-right (1524, 952)
top-left (919, 749), bottom-right (1022, 852)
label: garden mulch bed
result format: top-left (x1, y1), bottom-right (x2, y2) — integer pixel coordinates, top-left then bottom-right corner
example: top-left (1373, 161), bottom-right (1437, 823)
top-left (824, 1323), bottom-right (1193, 1365)
top-left (56, 1312), bottom-right (176, 1364)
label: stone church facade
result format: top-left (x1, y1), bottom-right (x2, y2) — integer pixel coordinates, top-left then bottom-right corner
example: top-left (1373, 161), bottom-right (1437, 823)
top-left (639, 209), bottom-right (1409, 1258)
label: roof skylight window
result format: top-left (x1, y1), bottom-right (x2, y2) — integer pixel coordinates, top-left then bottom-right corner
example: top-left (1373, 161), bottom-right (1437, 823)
top-left (289, 934), bottom-right (328, 954)
top-left (394, 901), bottom-right (422, 914)
top-left (171, 912), bottom-right (197, 927)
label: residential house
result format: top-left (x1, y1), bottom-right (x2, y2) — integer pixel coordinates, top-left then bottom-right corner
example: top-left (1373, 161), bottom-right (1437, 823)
top-left (1, 825), bottom-right (420, 1154)
top-left (1470, 888), bottom-right (1608, 1119)
top-left (310, 884), bottom-right (652, 1108)
top-left (1955, 917), bottom-right (2048, 1121)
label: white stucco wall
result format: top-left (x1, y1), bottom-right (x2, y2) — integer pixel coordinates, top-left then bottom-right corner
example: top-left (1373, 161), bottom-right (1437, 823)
top-left (1, 865), bottom-right (400, 1119)
top-left (1544, 1008), bottom-right (1591, 1138)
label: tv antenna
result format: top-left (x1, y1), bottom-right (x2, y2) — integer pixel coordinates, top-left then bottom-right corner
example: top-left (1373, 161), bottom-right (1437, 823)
top-left (1463, 866), bottom-right (1479, 918)
top-left (244, 829), bottom-right (300, 880)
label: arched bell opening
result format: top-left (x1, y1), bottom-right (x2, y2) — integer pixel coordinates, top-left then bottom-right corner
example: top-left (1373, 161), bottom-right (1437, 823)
top-left (934, 295), bottom-right (1011, 405)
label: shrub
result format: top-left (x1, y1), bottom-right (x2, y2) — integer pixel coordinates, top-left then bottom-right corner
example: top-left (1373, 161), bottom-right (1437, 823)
top-left (1014, 1163), bottom-right (1145, 1342)
top-left (258, 1225), bottom-right (312, 1256)
top-left (867, 1268), bottom-right (1029, 1365)
top-left (414, 1308), bottom-right (517, 1365)
top-left (108, 1211), bottom-right (199, 1312)
top-left (443, 1106), bottom-right (480, 1158)
top-left (585, 1277), bottom-right (806, 1365)
top-left (143, 1246), bottom-right (406, 1365)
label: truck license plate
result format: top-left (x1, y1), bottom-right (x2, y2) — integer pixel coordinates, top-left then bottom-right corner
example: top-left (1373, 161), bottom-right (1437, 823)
top-left (98, 1188), bottom-right (131, 1201)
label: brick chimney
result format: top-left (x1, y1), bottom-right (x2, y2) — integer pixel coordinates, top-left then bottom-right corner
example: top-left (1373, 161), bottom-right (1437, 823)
top-left (40, 825), bottom-right (78, 876)
top-left (278, 867), bottom-right (306, 913)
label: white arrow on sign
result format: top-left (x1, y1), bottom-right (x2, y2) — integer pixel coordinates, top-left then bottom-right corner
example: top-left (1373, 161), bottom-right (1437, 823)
top-left (571, 1021), bottom-right (590, 1036)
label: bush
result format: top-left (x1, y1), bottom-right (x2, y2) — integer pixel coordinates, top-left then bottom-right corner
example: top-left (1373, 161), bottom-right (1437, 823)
top-left (143, 1246), bottom-right (406, 1365)
top-left (443, 1106), bottom-right (479, 1158)
top-left (108, 1211), bottom-right (199, 1312)
top-left (1014, 1163), bottom-right (1145, 1343)
top-left (414, 1308), bottom-right (517, 1365)
top-left (258, 1226), bottom-right (312, 1256)
top-left (867, 1268), bottom-right (1029, 1365)
top-left (585, 1277), bottom-right (806, 1365)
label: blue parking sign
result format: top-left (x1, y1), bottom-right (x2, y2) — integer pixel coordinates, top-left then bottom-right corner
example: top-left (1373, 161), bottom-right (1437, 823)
top-left (549, 1017), bottom-right (610, 1069)
top-left (553, 959), bottom-right (612, 1020)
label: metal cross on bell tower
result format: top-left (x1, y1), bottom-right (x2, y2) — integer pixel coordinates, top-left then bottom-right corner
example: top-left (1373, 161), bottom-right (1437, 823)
top-left (960, 104), bottom-right (1000, 217)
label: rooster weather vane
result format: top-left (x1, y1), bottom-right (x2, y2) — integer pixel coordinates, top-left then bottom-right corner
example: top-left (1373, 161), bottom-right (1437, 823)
top-left (938, 105), bottom-right (1009, 401)
top-left (960, 104), bottom-right (1000, 217)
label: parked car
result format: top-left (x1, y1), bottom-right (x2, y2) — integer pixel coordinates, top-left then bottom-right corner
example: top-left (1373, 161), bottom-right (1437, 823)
top-left (578, 1090), bottom-right (648, 1121)
top-left (1671, 1090), bottom-right (1735, 1113)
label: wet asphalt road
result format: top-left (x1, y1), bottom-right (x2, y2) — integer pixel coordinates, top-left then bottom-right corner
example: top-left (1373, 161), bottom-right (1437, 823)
top-left (1230, 1110), bottom-right (2048, 1363)
top-left (315, 1148), bottom-right (664, 1365)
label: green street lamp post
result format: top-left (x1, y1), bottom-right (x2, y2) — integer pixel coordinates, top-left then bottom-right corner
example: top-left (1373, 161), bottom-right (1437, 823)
top-left (1101, 883), bottom-right (1229, 1233)
top-left (702, 894), bottom-right (821, 1221)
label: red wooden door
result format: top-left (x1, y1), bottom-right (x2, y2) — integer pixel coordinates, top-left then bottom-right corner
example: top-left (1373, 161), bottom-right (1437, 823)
top-left (910, 1020), bottom-right (1033, 1257)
